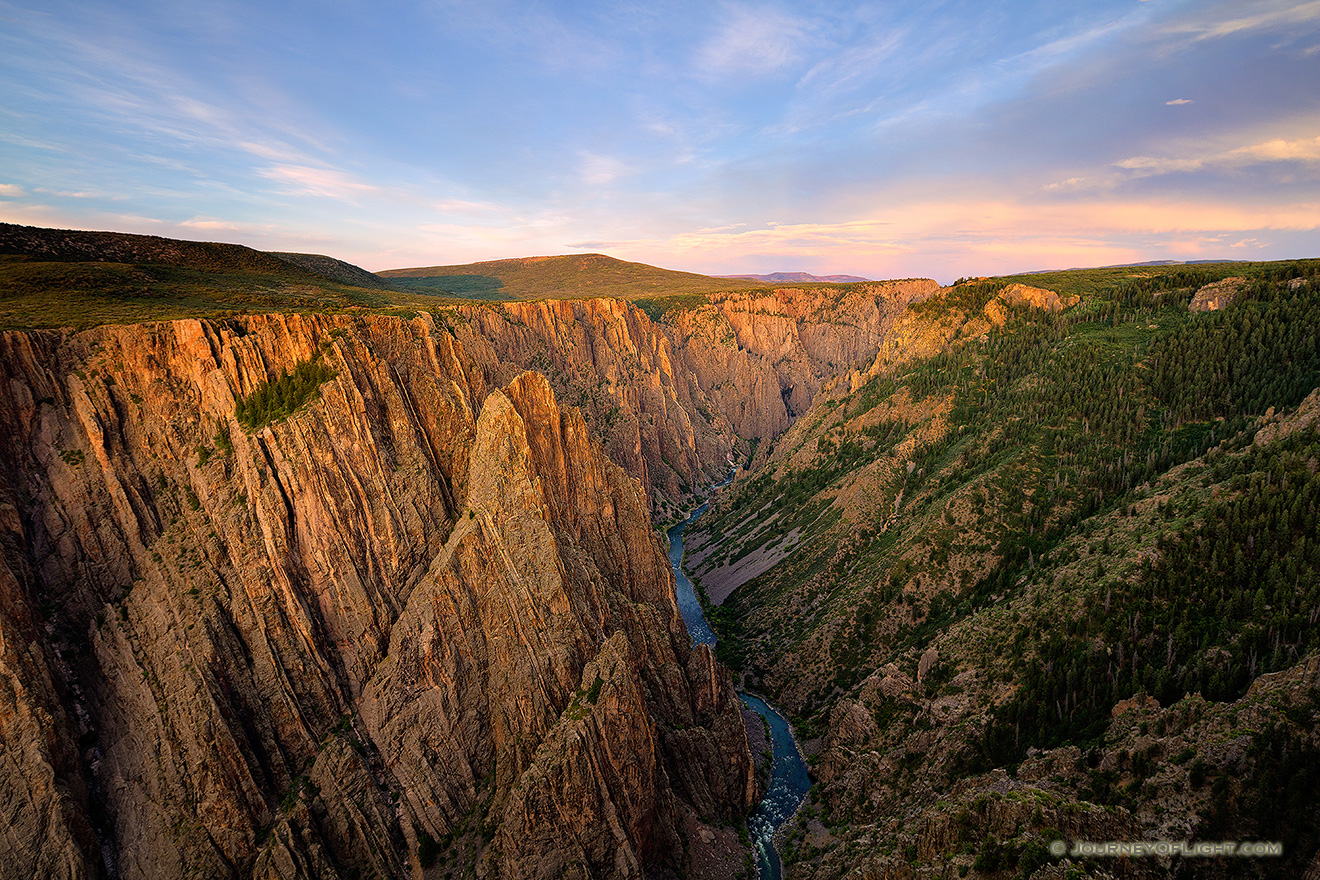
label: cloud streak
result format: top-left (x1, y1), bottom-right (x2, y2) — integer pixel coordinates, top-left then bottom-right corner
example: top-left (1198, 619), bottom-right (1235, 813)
top-left (258, 165), bottom-right (379, 200)
top-left (1168, 0), bottom-right (1320, 42)
top-left (697, 4), bottom-right (813, 76)
top-left (592, 194), bottom-right (1320, 280)
top-left (1, 0), bottom-right (1315, 279)
top-left (1116, 134), bottom-right (1320, 177)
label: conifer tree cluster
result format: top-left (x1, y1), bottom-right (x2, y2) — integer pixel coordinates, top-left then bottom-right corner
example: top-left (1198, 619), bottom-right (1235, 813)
top-left (234, 358), bottom-right (336, 430)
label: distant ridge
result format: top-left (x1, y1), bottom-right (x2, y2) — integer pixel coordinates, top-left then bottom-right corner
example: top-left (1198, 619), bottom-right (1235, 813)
top-left (1019, 259), bottom-right (1237, 274)
top-left (380, 252), bottom-right (768, 300)
top-left (0, 223), bottom-right (413, 330)
top-left (718, 271), bottom-right (872, 283)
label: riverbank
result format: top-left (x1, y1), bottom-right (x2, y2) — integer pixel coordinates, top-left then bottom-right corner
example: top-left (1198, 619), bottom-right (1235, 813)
top-left (666, 501), bottom-right (811, 880)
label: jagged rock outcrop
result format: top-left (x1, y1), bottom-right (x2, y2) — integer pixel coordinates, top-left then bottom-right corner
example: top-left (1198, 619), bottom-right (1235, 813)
top-left (1188, 276), bottom-right (1246, 312)
top-left (0, 314), bottom-right (753, 880)
top-left (451, 299), bottom-right (735, 505)
top-left (1254, 387), bottom-right (1320, 447)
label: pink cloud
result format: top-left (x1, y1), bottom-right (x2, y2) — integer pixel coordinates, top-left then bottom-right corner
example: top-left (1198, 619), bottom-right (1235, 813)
top-left (258, 164), bottom-right (378, 200)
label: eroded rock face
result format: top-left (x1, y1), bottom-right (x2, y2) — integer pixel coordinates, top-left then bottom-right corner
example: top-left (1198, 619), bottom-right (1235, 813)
top-left (452, 298), bottom-right (731, 504)
top-left (667, 282), bottom-right (938, 441)
top-left (429, 286), bottom-right (936, 511)
top-left (0, 496), bottom-right (97, 880)
top-left (1189, 276), bottom-right (1246, 312)
top-left (0, 314), bottom-right (753, 880)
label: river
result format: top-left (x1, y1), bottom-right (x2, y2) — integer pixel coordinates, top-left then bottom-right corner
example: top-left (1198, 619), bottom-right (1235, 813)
top-left (666, 503), bottom-right (811, 880)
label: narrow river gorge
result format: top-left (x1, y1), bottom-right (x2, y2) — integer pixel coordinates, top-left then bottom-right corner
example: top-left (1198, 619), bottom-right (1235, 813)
top-left (668, 502), bottom-right (812, 880)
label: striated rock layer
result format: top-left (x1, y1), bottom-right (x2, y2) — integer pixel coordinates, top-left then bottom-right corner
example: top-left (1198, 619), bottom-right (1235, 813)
top-left (451, 298), bottom-right (730, 507)
top-left (664, 281), bottom-right (938, 443)
top-left (445, 282), bottom-right (939, 507)
top-left (0, 313), bottom-right (754, 880)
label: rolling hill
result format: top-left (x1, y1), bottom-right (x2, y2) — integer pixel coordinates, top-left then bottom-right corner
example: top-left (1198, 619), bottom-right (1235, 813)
top-left (0, 223), bottom-right (443, 329)
top-left (268, 250), bottom-right (397, 289)
top-left (379, 252), bottom-right (768, 300)
top-left (0, 222), bottom-right (326, 274)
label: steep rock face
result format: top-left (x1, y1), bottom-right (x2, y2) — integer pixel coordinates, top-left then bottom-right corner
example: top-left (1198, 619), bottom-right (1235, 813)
top-left (440, 285), bottom-right (937, 508)
top-left (668, 282), bottom-right (937, 441)
top-left (452, 299), bottom-right (735, 505)
top-left (1189, 276), bottom-right (1246, 312)
top-left (0, 495), bottom-right (97, 880)
top-left (0, 314), bottom-right (753, 880)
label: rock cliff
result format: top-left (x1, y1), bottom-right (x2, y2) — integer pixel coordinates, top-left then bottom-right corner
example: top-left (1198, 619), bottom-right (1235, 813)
top-left (0, 314), bottom-right (753, 880)
top-left (666, 282), bottom-right (938, 442)
top-left (436, 283), bottom-right (937, 513)
top-left (450, 299), bottom-right (733, 507)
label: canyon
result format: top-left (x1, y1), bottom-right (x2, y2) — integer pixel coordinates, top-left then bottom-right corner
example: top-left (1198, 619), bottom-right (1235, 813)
top-left (2, 226), bottom-right (1319, 879)
top-left (0, 311), bottom-right (765, 880)
top-left (0, 253), bottom-right (934, 879)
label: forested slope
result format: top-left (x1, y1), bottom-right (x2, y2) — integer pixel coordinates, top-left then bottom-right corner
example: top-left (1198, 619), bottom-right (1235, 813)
top-left (689, 260), bottom-right (1320, 878)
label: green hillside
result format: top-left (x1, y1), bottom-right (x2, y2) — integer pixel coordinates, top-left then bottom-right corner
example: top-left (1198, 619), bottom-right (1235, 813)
top-left (379, 252), bottom-right (768, 301)
top-left (0, 224), bottom-right (452, 329)
top-left (0, 226), bottom-right (776, 327)
top-left (0, 223), bottom-right (320, 276)
top-left (691, 257), bottom-right (1320, 877)
top-left (269, 251), bottom-right (397, 289)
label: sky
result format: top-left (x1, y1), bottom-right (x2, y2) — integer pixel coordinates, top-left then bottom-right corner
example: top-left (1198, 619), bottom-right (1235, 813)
top-left (1, 0), bottom-right (1318, 282)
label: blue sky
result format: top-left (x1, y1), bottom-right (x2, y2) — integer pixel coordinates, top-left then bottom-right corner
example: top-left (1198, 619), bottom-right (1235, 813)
top-left (1, 0), bottom-right (1317, 281)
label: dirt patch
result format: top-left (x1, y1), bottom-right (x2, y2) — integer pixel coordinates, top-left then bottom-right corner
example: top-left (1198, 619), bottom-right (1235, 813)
top-left (695, 527), bottom-right (802, 604)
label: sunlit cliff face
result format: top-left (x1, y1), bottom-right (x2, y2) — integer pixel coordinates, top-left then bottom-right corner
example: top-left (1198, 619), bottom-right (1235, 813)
top-left (0, 315), bottom-right (756, 880)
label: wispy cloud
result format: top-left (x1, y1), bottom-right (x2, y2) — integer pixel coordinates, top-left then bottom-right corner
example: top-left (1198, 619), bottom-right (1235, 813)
top-left (698, 4), bottom-right (814, 77)
top-left (1168, 0), bottom-right (1320, 42)
top-left (1114, 156), bottom-right (1207, 174)
top-left (1044, 177), bottom-right (1086, 191)
top-left (1115, 133), bottom-right (1320, 177)
top-left (34, 187), bottom-right (122, 200)
top-left (579, 153), bottom-right (633, 186)
top-left (797, 30), bottom-right (904, 94)
top-left (592, 193), bottom-right (1320, 280)
top-left (258, 165), bottom-right (378, 200)
top-left (1226, 135), bottom-right (1320, 162)
top-left (432, 198), bottom-right (500, 215)
top-left (567, 241), bottom-right (622, 250)
top-left (4, 0), bottom-right (1316, 279)
top-left (179, 217), bottom-right (264, 232)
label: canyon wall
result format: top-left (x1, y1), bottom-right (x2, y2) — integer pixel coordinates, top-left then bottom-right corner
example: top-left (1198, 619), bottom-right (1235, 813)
top-left (0, 279), bottom-right (941, 878)
top-left (0, 313), bottom-right (753, 879)
top-left (665, 281), bottom-right (938, 443)
top-left (450, 281), bottom-right (939, 507)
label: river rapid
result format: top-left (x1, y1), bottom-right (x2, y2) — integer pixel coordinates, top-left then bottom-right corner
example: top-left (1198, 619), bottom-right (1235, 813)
top-left (666, 503), bottom-right (811, 880)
